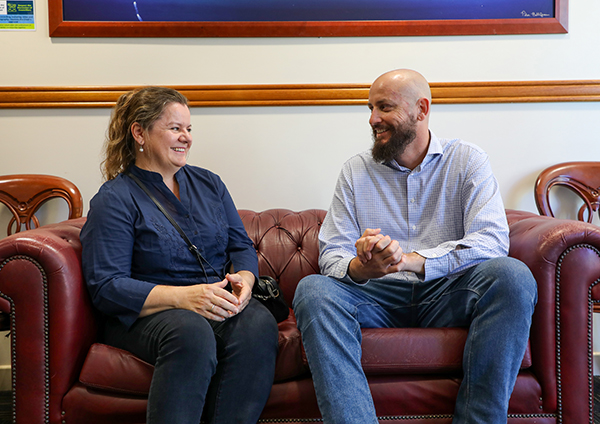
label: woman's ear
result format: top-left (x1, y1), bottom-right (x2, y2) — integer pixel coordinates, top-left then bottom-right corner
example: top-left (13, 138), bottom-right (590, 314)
top-left (131, 122), bottom-right (144, 145)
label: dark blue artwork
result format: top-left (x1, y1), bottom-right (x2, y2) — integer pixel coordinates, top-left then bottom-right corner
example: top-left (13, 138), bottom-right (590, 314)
top-left (62, 0), bottom-right (555, 22)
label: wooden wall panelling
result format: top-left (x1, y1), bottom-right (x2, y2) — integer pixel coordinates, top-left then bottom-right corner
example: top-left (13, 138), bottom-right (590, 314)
top-left (1, 81), bottom-right (600, 109)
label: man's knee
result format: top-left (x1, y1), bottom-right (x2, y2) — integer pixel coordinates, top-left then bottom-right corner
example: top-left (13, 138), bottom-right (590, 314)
top-left (293, 274), bottom-right (338, 313)
top-left (293, 274), bottom-right (356, 332)
top-left (482, 257), bottom-right (538, 311)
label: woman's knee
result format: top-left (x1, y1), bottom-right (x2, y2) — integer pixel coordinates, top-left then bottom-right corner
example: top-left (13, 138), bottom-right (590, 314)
top-left (157, 310), bottom-right (217, 363)
top-left (237, 300), bottom-right (279, 349)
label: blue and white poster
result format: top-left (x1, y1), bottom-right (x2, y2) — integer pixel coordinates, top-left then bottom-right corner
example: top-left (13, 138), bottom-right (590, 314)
top-left (0, 1), bottom-right (35, 30)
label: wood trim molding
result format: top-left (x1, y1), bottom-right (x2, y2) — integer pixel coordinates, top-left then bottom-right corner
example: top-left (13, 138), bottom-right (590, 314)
top-left (1, 80), bottom-right (600, 109)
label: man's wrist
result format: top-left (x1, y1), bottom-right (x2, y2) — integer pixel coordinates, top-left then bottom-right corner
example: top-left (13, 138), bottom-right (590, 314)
top-left (347, 257), bottom-right (368, 283)
top-left (404, 252), bottom-right (426, 275)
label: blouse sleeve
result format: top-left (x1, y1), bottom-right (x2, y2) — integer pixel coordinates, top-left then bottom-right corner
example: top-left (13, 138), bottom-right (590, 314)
top-left (81, 183), bottom-right (156, 328)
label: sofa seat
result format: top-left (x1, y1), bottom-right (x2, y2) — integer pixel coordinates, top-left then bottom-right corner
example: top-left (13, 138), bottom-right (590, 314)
top-left (78, 317), bottom-right (532, 395)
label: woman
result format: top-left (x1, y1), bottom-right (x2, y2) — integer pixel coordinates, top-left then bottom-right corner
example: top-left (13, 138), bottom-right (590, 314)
top-left (81, 86), bottom-right (278, 424)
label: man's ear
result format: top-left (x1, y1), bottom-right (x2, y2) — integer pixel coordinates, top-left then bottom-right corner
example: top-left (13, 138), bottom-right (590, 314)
top-left (416, 98), bottom-right (430, 121)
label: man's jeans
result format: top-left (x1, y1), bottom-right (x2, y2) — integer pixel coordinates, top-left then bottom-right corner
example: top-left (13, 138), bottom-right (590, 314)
top-left (104, 299), bottom-right (279, 424)
top-left (293, 257), bottom-right (537, 424)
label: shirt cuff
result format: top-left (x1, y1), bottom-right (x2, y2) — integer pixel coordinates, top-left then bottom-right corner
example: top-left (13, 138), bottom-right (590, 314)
top-left (330, 256), bottom-right (370, 285)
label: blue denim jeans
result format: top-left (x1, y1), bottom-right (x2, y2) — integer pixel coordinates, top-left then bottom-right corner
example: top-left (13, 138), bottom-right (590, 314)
top-left (104, 299), bottom-right (279, 424)
top-left (293, 257), bottom-right (537, 424)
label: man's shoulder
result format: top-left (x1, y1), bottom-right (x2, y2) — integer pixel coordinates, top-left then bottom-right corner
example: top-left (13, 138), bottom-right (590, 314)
top-left (342, 150), bottom-right (376, 169)
top-left (435, 137), bottom-right (489, 169)
top-left (440, 137), bottom-right (486, 156)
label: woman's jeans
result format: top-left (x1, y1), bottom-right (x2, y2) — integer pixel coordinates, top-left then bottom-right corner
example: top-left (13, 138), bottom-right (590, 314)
top-left (104, 298), bottom-right (279, 424)
top-left (293, 257), bottom-right (538, 424)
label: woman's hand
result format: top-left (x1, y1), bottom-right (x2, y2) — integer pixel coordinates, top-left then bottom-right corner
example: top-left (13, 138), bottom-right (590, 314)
top-left (140, 270), bottom-right (256, 321)
top-left (226, 271), bottom-right (255, 314)
top-left (140, 279), bottom-right (243, 322)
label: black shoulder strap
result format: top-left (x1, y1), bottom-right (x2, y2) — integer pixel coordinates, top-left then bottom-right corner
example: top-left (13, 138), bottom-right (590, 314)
top-left (126, 171), bottom-right (223, 280)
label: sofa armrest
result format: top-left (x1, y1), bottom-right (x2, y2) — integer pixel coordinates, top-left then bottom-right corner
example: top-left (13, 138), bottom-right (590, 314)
top-left (506, 209), bottom-right (600, 423)
top-left (0, 217), bottom-right (97, 424)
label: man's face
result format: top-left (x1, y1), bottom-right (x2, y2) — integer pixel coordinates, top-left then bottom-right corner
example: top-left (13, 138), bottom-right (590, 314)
top-left (370, 111), bottom-right (418, 163)
top-left (368, 83), bottom-right (419, 163)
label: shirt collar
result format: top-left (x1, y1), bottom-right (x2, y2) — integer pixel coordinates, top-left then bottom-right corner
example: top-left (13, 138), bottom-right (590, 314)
top-left (383, 131), bottom-right (443, 172)
top-left (128, 164), bottom-right (187, 182)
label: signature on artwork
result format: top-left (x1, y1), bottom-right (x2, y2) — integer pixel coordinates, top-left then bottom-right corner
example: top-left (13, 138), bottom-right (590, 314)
top-left (521, 10), bottom-right (551, 17)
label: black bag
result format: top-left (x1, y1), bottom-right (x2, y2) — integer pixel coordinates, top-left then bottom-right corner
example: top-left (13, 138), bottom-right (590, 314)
top-left (252, 275), bottom-right (290, 323)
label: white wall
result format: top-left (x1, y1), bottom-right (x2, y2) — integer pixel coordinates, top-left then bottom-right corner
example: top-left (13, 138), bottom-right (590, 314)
top-left (1, 0), bottom-right (600, 383)
top-left (1, 0), bottom-right (599, 213)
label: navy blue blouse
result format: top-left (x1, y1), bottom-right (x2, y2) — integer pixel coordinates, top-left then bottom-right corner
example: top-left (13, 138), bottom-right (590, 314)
top-left (81, 165), bottom-right (258, 328)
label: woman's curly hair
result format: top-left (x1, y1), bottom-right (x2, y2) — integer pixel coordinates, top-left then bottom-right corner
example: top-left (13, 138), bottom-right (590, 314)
top-left (102, 86), bottom-right (189, 181)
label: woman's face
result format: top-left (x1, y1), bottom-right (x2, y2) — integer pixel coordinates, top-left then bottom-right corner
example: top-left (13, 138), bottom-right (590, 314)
top-left (133, 102), bottom-right (192, 179)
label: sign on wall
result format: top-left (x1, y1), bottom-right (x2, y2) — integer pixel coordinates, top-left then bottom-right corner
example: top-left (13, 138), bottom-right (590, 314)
top-left (0, 0), bottom-right (35, 30)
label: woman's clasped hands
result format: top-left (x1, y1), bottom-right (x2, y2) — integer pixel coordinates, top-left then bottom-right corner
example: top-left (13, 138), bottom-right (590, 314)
top-left (189, 272), bottom-right (254, 321)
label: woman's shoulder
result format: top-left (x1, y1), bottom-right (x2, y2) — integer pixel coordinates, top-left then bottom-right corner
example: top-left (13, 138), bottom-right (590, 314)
top-left (90, 174), bottom-right (136, 208)
top-left (180, 164), bottom-right (225, 187)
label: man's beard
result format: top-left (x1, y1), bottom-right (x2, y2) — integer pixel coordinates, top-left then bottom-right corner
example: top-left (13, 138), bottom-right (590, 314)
top-left (371, 115), bottom-right (418, 163)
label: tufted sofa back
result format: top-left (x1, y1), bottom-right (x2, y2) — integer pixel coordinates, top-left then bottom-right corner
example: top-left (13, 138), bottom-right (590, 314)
top-left (238, 209), bottom-right (326, 305)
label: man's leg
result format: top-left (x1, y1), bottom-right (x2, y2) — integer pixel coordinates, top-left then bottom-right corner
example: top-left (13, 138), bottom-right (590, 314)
top-left (416, 257), bottom-right (537, 424)
top-left (293, 274), bottom-right (384, 424)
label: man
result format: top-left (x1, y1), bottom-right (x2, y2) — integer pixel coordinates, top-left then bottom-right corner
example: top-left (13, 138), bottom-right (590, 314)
top-left (292, 69), bottom-right (537, 424)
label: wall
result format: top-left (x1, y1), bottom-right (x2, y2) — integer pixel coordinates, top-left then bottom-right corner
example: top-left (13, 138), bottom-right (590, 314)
top-left (1, 0), bottom-right (600, 386)
top-left (1, 1), bottom-right (600, 213)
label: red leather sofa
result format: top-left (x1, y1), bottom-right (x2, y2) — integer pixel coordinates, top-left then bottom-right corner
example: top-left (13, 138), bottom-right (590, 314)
top-left (1, 208), bottom-right (600, 424)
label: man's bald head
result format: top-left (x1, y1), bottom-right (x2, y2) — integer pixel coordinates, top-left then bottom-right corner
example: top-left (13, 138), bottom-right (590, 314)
top-left (368, 69), bottom-right (432, 168)
top-left (371, 69), bottom-right (432, 105)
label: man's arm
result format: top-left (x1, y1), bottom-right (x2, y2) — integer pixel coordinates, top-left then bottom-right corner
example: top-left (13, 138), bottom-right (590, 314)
top-left (415, 151), bottom-right (509, 281)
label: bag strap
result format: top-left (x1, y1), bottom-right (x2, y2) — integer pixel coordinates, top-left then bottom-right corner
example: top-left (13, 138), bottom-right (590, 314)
top-left (126, 171), bottom-right (224, 280)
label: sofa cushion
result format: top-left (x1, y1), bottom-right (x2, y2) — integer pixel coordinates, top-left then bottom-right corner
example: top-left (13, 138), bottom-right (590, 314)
top-left (361, 327), bottom-right (531, 375)
top-left (79, 343), bottom-right (153, 396)
top-left (79, 324), bottom-right (531, 397)
top-left (79, 312), bottom-right (311, 395)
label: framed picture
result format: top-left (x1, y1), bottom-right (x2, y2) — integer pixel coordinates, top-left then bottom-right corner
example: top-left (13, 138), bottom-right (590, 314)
top-left (48, 0), bottom-right (567, 38)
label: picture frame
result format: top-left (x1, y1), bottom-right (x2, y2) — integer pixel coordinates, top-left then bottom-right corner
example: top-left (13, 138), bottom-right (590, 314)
top-left (48, 0), bottom-right (568, 38)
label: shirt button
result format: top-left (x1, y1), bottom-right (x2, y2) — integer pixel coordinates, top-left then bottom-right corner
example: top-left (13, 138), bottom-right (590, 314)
top-left (412, 225), bottom-right (417, 230)
top-left (410, 198), bottom-right (415, 203)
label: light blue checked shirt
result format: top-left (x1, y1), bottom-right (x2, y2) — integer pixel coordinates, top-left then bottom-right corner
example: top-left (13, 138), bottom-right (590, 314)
top-left (319, 132), bottom-right (509, 284)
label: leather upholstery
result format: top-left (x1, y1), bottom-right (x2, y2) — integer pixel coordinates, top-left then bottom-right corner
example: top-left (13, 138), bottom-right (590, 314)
top-left (1, 208), bottom-right (600, 423)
